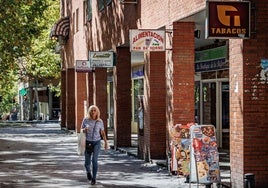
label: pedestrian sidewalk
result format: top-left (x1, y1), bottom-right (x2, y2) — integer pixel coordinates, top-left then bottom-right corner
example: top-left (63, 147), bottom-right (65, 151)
top-left (108, 132), bottom-right (231, 188)
top-left (0, 122), bottom-right (230, 188)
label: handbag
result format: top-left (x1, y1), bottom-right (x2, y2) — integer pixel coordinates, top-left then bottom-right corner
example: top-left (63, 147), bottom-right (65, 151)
top-left (77, 129), bottom-right (86, 156)
top-left (86, 141), bottom-right (94, 153)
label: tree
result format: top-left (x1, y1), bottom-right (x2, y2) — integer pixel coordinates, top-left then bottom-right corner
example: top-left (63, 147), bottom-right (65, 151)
top-left (0, 0), bottom-right (60, 119)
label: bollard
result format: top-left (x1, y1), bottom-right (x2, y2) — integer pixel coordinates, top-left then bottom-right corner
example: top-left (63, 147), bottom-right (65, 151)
top-left (244, 173), bottom-right (255, 188)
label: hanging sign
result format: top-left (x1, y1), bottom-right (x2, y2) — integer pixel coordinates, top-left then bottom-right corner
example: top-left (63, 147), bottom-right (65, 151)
top-left (75, 60), bottom-right (92, 72)
top-left (206, 1), bottom-right (251, 39)
top-left (190, 125), bottom-right (221, 184)
top-left (89, 51), bottom-right (114, 68)
top-left (130, 29), bottom-right (165, 52)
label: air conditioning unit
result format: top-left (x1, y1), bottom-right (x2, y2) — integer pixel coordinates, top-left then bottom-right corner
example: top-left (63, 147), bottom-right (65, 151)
top-left (120, 0), bottom-right (138, 4)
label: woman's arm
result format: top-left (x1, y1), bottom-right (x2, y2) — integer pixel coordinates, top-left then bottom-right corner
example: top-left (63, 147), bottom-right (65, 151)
top-left (100, 129), bottom-right (108, 150)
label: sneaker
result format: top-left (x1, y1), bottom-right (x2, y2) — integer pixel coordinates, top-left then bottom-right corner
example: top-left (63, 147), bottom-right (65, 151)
top-left (91, 179), bottom-right (96, 185)
top-left (87, 173), bottom-right (92, 181)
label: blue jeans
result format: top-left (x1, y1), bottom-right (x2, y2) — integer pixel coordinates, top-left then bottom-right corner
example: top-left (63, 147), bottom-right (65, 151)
top-left (84, 140), bottom-right (101, 180)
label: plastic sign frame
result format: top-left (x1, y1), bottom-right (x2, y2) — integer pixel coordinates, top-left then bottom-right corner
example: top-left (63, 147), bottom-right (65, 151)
top-left (130, 29), bottom-right (166, 52)
top-left (206, 0), bottom-right (251, 39)
top-left (89, 51), bottom-right (114, 68)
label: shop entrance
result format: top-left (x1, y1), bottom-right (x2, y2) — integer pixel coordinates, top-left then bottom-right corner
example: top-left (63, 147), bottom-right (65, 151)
top-left (195, 79), bottom-right (229, 149)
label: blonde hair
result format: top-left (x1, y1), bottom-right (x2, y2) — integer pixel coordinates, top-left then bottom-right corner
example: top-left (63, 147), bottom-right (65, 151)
top-left (87, 105), bottom-right (101, 120)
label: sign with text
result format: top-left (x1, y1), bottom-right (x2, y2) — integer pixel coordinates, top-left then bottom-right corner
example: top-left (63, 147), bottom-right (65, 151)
top-left (206, 1), bottom-right (250, 39)
top-left (75, 60), bottom-right (92, 72)
top-left (89, 51), bottom-right (114, 68)
top-left (195, 45), bottom-right (228, 72)
top-left (130, 30), bottom-right (165, 52)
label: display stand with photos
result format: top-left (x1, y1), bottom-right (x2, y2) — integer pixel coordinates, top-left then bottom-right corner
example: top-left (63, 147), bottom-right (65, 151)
top-left (169, 123), bottom-right (194, 176)
top-left (189, 125), bottom-right (221, 187)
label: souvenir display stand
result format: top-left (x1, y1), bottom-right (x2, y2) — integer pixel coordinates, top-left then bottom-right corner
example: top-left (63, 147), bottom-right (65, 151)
top-left (169, 124), bottom-right (221, 188)
top-left (190, 125), bottom-right (221, 187)
top-left (169, 123), bottom-right (194, 176)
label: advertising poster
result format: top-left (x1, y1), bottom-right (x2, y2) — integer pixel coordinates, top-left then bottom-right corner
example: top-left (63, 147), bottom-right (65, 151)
top-left (169, 123), bottom-right (194, 176)
top-left (190, 125), bottom-right (221, 184)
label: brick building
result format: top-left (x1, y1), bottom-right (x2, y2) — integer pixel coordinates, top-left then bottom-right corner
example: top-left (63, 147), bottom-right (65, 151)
top-left (51, 0), bottom-right (268, 187)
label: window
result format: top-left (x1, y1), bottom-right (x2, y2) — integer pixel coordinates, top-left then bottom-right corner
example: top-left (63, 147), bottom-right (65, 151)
top-left (87, 0), bottom-right (92, 21)
top-left (98, 0), bottom-right (105, 11)
top-left (106, 0), bottom-right (112, 5)
top-left (76, 8), bottom-right (79, 32)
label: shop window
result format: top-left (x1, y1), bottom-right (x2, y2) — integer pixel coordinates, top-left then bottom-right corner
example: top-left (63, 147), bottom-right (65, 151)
top-left (98, 0), bottom-right (105, 11)
top-left (87, 0), bottom-right (92, 21)
top-left (106, 0), bottom-right (112, 5)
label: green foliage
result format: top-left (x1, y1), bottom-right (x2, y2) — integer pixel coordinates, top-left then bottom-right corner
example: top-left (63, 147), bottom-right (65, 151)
top-left (0, 0), bottom-right (60, 115)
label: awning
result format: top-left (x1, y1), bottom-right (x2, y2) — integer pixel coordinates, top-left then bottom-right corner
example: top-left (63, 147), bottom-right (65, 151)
top-left (50, 16), bottom-right (70, 41)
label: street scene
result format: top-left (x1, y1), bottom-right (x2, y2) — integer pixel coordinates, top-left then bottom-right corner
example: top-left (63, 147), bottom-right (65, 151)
top-left (0, 122), bottom-right (215, 188)
top-left (0, 123), bottom-right (192, 188)
top-left (1, 1), bottom-right (268, 187)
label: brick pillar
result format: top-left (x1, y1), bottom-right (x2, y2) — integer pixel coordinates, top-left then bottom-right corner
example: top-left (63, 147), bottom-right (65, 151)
top-left (172, 22), bottom-right (195, 125)
top-left (61, 70), bottom-right (66, 129)
top-left (95, 69), bottom-right (108, 135)
top-left (114, 47), bottom-right (131, 148)
top-left (143, 51), bottom-right (166, 160)
top-left (230, 27), bottom-right (268, 188)
top-left (66, 68), bottom-right (75, 130)
top-left (75, 72), bottom-right (87, 133)
top-left (88, 72), bottom-right (94, 105)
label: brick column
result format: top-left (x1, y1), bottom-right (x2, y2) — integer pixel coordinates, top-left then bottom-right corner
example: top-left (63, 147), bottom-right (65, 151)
top-left (114, 47), bottom-right (131, 148)
top-left (143, 51), bottom-right (166, 160)
top-left (95, 69), bottom-right (108, 135)
top-left (61, 70), bottom-right (66, 129)
top-left (75, 72), bottom-right (87, 133)
top-left (172, 22), bottom-right (195, 125)
top-left (87, 72), bottom-right (94, 105)
top-left (66, 68), bottom-right (75, 130)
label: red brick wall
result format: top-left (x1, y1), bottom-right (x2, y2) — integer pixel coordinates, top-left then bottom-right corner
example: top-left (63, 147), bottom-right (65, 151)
top-left (75, 73), bottom-right (87, 133)
top-left (114, 47), bottom-right (132, 148)
top-left (88, 73), bottom-right (94, 105)
top-left (95, 69), bottom-right (108, 135)
top-left (146, 51), bottom-right (166, 159)
top-left (229, 0), bottom-right (268, 186)
top-left (229, 39), bottom-right (244, 187)
top-left (172, 22), bottom-right (195, 125)
top-left (66, 68), bottom-right (75, 130)
top-left (61, 70), bottom-right (66, 129)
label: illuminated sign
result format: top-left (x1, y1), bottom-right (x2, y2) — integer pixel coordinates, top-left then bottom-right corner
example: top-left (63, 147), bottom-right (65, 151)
top-left (206, 1), bottom-right (250, 39)
top-left (130, 30), bottom-right (165, 52)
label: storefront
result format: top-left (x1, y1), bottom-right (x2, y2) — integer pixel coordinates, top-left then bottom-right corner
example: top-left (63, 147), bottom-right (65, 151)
top-left (194, 44), bottom-right (229, 149)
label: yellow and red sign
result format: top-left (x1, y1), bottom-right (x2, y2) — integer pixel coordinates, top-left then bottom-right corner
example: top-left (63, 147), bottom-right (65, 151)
top-left (206, 1), bottom-right (250, 39)
top-left (130, 30), bottom-right (165, 52)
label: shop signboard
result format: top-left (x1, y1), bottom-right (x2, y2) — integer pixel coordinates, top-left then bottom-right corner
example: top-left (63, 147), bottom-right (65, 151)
top-left (206, 1), bottom-right (251, 39)
top-left (195, 45), bottom-right (228, 72)
top-left (190, 125), bottom-right (221, 184)
top-left (75, 60), bottom-right (92, 72)
top-left (130, 29), bottom-right (165, 52)
top-left (89, 51), bottom-right (114, 68)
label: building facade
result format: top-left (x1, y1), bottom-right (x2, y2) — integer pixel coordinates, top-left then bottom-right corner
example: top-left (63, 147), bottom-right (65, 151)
top-left (51, 0), bottom-right (268, 187)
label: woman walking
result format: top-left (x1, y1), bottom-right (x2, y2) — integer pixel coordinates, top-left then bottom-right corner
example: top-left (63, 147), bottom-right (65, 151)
top-left (81, 105), bottom-right (108, 185)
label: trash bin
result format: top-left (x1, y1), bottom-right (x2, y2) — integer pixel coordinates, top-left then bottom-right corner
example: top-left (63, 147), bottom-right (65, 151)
top-left (244, 173), bottom-right (255, 188)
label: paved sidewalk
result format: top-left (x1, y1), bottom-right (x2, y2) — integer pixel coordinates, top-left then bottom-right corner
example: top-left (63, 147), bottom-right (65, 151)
top-left (0, 122), bottom-right (227, 188)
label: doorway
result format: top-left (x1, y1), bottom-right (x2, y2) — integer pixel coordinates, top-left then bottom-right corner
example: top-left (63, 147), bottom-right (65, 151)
top-left (195, 80), bottom-right (229, 149)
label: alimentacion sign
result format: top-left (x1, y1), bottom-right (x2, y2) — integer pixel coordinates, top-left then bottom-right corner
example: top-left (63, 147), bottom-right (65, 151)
top-left (206, 1), bottom-right (251, 39)
top-left (130, 30), bottom-right (165, 52)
